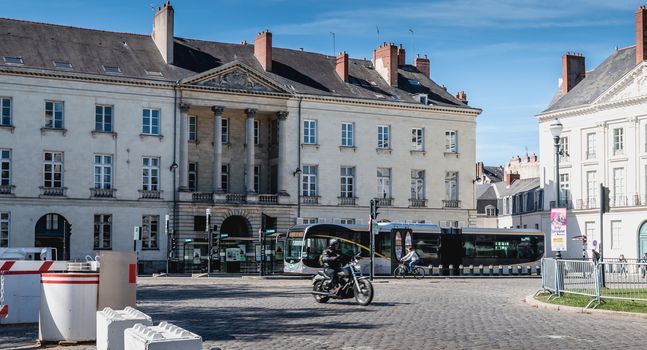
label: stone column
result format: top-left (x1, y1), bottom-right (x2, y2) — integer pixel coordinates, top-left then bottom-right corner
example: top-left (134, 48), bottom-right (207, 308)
top-left (245, 108), bottom-right (257, 193)
top-left (212, 106), bottom-right (224, 193)
top-left (276, 111), bottom-right (290, 195)
top-left (179, 103), bottom-right (190, 191)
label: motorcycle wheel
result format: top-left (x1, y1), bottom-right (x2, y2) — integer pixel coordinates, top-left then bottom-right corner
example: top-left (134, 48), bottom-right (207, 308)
top-left (413, 267), bottom-right (425, 280)
top-left (394, 266), bottom-right (406, 279)
top-left (354, 279), bottom-right (374, 306)
top-left (313, 280), bottom-right (330, 303)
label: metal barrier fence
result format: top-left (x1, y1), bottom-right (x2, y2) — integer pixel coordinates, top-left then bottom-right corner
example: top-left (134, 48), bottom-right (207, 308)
top-left (541, 258), bottom-right (647, 307)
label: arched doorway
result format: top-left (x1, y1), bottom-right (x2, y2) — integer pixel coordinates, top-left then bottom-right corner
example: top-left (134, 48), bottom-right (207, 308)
top-left (218, 215), bottom-right (253, 273)
top-left (220, 215), bottom-right (252, 238)
top-left (35, 213), bottom-right (70, 260)
top-left (639, 221), bottom-right (647, 258)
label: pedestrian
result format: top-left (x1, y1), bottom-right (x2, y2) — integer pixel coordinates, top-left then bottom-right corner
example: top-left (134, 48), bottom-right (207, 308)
top-left (618, 254), bottom-right (628, 278)
top-left (591, 248), bottom-right (600, 265)
top-left (641, 252), bottom-right (647, 278)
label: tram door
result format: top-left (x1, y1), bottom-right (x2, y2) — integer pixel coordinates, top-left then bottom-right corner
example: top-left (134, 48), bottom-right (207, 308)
top-left (391, 228), bottom-right (413, 274)
top-left (440, 228), bottom-right (462, 275)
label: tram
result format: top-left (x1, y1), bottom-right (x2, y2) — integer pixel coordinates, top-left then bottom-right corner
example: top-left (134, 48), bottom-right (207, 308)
top-left (283, 223), bottom-right (544, 275)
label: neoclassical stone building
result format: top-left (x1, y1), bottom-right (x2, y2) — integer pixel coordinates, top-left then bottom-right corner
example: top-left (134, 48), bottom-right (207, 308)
top-left (0, 3), bottom-right (480, 271)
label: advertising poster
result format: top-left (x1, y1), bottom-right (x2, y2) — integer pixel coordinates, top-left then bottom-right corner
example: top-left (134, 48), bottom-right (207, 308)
top-left (550, 208), bottom-right (567, 252)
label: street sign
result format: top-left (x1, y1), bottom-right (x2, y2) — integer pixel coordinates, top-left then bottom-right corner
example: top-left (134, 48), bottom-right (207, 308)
top-left (220, 233), bottom-right (229, 238)
top-left (184, 238), bottom-right (193, 243)
top-left (371, 223), bottom-right (379, 235)
top-left (593, 240), bottom-right (598, 247)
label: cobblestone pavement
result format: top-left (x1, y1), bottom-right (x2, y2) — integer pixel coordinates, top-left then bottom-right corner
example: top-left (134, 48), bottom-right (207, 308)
top-left (2, 277), bottom-right (647, 349)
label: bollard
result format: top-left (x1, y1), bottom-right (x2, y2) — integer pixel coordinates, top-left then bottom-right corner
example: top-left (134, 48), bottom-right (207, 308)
top-left (469, 265), bottom-right (474, 276)
top-left (489, 265), bottom-right (494, 276)
top-left (438, 265), bottom-right (443, 277)
top-left (517, 266), bottom-right (522, 275)
top-left (508, 266), bottom-right (513, 275)
top-left (449, 264), bottom-right (454, 276)
top-left (458, 264), bottom-right (464, 276)
top-left (479, 265), bottom-right (484, 276)
top-left (527, 266), bottom-right (532, 276)
top-left (498, 265), bottom-right (503, 275)
top-left (536, 265), bottom-right (541, 276)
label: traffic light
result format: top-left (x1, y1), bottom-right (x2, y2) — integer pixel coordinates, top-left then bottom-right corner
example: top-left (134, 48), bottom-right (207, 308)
top-left (600, 184), bottom-right (610, 213)
top-left (370, 199), bottom-right (380, 220)
top-left (171, 234), bottom-right (177, 250)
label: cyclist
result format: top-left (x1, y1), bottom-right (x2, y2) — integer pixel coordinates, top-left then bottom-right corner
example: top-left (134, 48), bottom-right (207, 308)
top-left (400, 246), bottom-right (420, 273)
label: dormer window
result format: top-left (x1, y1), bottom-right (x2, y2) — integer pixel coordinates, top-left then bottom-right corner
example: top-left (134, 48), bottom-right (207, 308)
top-left (3, 56), bottom-right (23, 65)
top-left (102, 65), bottom-right (122, 74)
top-left (408, 79), bottom-right (421, 86)
top-left (415, 94), bottom-right (428, 105)
top-left (53, 61), bottom-right (72, 69)
top-left (145, 70), bottom-right (163, 77)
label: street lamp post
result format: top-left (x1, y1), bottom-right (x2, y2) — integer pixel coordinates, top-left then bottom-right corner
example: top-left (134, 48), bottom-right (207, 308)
top-left (549, 119), bottom-right (564, 259)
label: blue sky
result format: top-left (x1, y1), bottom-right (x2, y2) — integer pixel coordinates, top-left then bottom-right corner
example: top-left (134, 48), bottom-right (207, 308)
top-left (5, 0), bottom-right (646, 165)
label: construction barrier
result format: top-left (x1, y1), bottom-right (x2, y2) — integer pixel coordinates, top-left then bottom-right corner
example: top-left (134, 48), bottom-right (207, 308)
top-left (97, 307), bottom-right (152, 350)
top-left (124, 322), bottom-right (202, 350)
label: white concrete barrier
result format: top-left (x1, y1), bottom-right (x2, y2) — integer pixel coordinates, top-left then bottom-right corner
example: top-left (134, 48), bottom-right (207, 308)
top-left (124, 322), bottom-right (202, 350)
top-left (97, 307), bottom-right (152, 350)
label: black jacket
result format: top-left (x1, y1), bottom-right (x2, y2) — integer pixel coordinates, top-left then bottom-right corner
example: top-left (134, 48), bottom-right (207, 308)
top-left (321, 248), bottom-right (350, 270)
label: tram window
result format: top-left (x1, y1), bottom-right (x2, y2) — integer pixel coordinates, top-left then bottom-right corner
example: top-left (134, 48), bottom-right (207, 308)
top-left (414, 236), bottom-right (440, 259)
top-left (378, 232), bottom-right (392, 259)
top-left (304, 236), bottom-right (328, 260)
top-left (517, 235), bottom-right (540, 259)
top-left (463, 236), bottom-right (475, 258)
top-left (495, 236), bottom-right (518, 259)
top-left (285, 237), bottom-right (303, 261)
top-left (475, 236), bottom-right (495, 258)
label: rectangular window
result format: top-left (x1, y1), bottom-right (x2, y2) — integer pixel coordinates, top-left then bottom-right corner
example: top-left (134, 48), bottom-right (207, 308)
top-left (411, 170), bottom-right (425, 200)
top-left (43, 152), bottom-right (63, 188)
top-left (586, 171), bottom-right (596, 207)
top-left (445, 171), bottom-right (458, 200)
top-left (302, 165), bottom-right (318, 197)
top-left (377, 125), bottom-right (390, 149)
top-left (303, 120), bottom-right (317, 144)
top-left (142, 108), bottom-right (160, 135)
top-left (559, 173), bottom-right (569, 206)
top-left (188, 116), bottom-right (197, 141)
top-left (611, 220), bottom-right (621, 250)
top-left (613, 167), bottom-right (625, 205)
top-left (0, 212), bottom-right (9, 247)
top-left (95, 105), bottom-right (113, 132)
top-left (94, 155), bottom-right (112, 189)
top-left (188, 163), bottom-right (197, 192)
top-left (221, 164), bottom-right (229, 192)
top-left (558, 137), bottom-right (569, 162)
top-left (302, 218), bottom-right (318, 225)
top-left (222, 119), bottom-right (229, 144)
top-left (1, 149), bottom-right (11, 186)
top-left (45, 101), bottom-right (64, 129)
top-left (340, 167), bottom-right (355, 198)
top-left (142, 157), bottom-right (160, 191)
top-left (613, 128), bottom-right (624, 155)
top-left (46, 214), bottom-right (58, 230)
top-left (585, 221), bottom-right (595, 244)
top-left (1, 98), bottom-right (11, 126)
top-left (254, 165), bottom-right (260, 193)
top-left (340, 218), bottom-right (356, 225)
top-left (254, 119), bottom-right (260, 145)
top-left (586, 132), bottom-right (596, 159)
top-left (445, 130), bottom-right (458, 153)
top-left (411, 128), bottom-right (424, 151)
top-left (341, 122), bottom-right (354, 147)
top-left (377, 168), bottom-right (391, 199)
top-left (93, 214), bottom-right (112, 249)
top-left (142, 215), bottom-right (159, 249)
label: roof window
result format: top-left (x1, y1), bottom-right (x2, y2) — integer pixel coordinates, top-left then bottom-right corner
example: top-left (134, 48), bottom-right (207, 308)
top-left (102, 65), bottom-right (122, 74)
top-left (3, 56), bottom-right (23, 65)
top-left (408, 79), bottom-right (421, 86)
top-left (145, 70), bottom-right (163, 77)
top-left (53, 61), bottom-right (73, 69)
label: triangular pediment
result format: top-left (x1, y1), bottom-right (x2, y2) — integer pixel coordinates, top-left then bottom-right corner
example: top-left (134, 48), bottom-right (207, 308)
top-left (180, 61), bottom-right (289, 93)
top-left (594, 63), bottom-right (647, 105)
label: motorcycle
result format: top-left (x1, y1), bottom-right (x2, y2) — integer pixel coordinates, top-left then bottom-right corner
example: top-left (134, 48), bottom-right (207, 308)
top-left (311, 253), bottom-right (374, 306)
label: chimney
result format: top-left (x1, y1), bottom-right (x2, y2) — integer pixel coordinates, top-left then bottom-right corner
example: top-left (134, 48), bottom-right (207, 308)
top-left (414, 54), bottom-right (430, 78)
top-left (476, 162), bottom-right (484, 181)
top-left (504, 173), bottom-right (520, 188)
top-left (561, 52), bottom-right (585, 95)
top-left (530, 153), bottom-right (538, 162)
top-left (637, 6), bottom-right (647, 64)
top-left (397, 43), bottom-right (406, 66)
top-left (373, 43), bottom-right (398, 87)
top-left (254, 30), bottom-right (272, 71)
top-left (336, 51), bottom-right (349, 82)
top-left (152, 1), bottom-right (174, 64)
top-left (456, 91), bottom-right (468, 105)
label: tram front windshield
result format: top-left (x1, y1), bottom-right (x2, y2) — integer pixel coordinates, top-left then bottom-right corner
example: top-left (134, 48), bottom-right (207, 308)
top-left (285, 231), bottom-right (304, 262)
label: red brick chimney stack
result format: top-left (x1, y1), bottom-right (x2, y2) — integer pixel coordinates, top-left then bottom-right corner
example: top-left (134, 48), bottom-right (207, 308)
top-left (476, 162), bottom-right (484, 181)
top-left (373, 43), bottom-right (398, 87)
top-left (637, 6), bottom-right (647, 64)
top-left (456, 91), bottom-right (468, 105)
top-left (397, 43), bottom-right (406, 66)
top-left (561, 52), bottom-right (585, 96)
top-left (504, 173), bottom-right (520, 188)
top-left (414, 54), bottom-right (430, 78)
top-left (254, 30), bottom-right (272, 72)
top-left (336, 51), bottom-right (349, 82)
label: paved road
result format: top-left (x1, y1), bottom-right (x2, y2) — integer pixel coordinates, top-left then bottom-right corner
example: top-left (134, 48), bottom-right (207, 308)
top-left (2, 277), bottom-right (647, 349)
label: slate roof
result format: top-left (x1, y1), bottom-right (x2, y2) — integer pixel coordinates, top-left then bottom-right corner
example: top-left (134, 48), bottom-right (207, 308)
top-left (543, 46), bottom-right (637, 113)
top-left (483, 166), bottom-right (504, 183)
top-left (499, 177), bottom-right (540, 197)
top-left (0, 18), bottom-right (475, 108)
top-left (476, 185), bottom-right (497, 201)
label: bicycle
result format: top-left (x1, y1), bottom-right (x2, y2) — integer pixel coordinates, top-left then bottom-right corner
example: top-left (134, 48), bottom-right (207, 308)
top-left (394, 262), bottom-right (425, 279)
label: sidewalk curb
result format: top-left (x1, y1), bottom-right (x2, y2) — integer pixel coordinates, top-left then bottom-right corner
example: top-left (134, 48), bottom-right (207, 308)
top-left (524, 294), bottom-right (647, 320)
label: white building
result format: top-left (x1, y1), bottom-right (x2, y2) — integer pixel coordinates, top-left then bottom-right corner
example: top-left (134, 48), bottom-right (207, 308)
top-left (0, 3), bottom-right (480, 272)
top-left (537, 6), bottom-right (647, 260)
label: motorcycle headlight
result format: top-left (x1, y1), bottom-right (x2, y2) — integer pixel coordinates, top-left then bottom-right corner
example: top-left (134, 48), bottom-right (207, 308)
top-left (353, 265), bottom-right (361, 271)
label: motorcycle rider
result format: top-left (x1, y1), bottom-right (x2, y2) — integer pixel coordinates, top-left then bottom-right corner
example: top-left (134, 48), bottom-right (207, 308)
top-left (321, 238), bottom-right (351, 294)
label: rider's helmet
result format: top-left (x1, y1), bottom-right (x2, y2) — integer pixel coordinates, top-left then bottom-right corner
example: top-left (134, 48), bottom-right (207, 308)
top-left (328, 238), bottom-right (340, 250)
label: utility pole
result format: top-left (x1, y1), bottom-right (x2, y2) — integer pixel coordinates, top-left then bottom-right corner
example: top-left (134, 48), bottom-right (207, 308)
top-left (206, 208), bottom-right (212, 274)
top-left (369, 199), bottom-right (380, 281)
